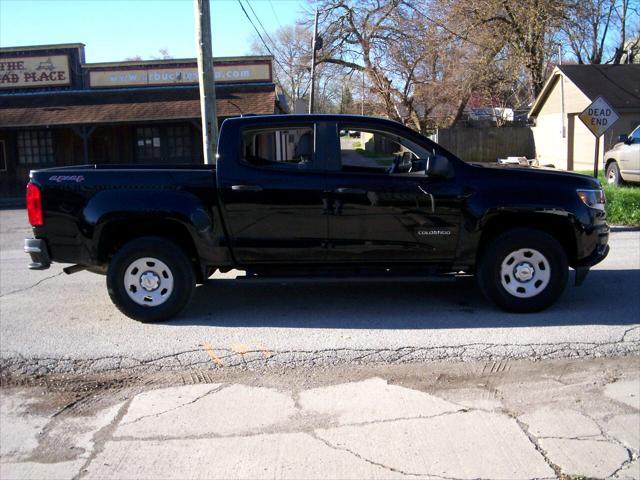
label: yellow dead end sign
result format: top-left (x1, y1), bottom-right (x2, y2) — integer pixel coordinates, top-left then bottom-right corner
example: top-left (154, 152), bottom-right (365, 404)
top-left (578, 96), bottom-right (619, 177)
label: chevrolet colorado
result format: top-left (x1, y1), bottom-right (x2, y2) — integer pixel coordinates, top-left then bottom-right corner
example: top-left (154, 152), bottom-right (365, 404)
top-left (24, 114), bottom-right (609, 321)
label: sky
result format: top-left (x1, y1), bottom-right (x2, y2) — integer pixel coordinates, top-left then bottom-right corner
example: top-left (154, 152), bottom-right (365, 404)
top-left (0, 0), bottom-right (307, 62)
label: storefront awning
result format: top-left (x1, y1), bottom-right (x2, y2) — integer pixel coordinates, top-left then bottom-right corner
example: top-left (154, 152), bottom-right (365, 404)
top-left (0, 88), bottom-right (277, 128)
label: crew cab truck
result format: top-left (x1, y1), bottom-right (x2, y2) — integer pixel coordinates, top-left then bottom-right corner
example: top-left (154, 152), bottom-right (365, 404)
top-left (24, 114), bottom-right (609, 322)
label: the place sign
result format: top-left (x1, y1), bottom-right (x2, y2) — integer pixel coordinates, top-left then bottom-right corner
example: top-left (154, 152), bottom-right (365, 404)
top-left (89, 62), bottom-right (271, 88)
top-left (578, 96), bottom-right (619, 137)
top-left (0, 55), bottom-right (70, 89)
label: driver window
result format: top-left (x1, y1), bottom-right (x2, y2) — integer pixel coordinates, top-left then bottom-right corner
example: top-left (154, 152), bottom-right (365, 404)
top-left (338, 127), bottom-right (428, 175)
top-left (242, 127), bottom-right (315, 169)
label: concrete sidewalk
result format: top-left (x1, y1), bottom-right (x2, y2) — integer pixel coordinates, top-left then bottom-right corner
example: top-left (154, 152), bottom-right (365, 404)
top-left (1, 359), bottom-right (639, 480)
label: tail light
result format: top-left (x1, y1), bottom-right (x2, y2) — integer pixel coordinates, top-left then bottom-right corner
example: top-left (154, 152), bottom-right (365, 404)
top-left (26, 183), bottom-right (43, 226)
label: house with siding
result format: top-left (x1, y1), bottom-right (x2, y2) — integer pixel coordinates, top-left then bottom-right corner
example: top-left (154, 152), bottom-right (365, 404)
top-left (529, 64), bottom-right (640, 171)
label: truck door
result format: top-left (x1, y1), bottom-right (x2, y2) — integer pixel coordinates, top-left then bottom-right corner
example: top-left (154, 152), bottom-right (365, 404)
top-left (325, 123), bottom-right (463, 263)
top-left (217, 121), bottom-right (328, 265)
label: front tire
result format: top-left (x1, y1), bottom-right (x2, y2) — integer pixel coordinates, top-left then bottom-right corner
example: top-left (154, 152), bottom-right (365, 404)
top-left (477, 228), bottom-right (568, 313)
top-left (606, 161), bottom-right (622, 186)
top-left (107, 237), bottom-right (195, 322)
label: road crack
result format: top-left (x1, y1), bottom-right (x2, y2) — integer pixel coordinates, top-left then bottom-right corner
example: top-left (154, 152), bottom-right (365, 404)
top-left (120, 384), bottom-right (227, 425)
top-left (309, 430), bottom-right (500, 480)
top-left (0, 271), bottom-right (64, 298)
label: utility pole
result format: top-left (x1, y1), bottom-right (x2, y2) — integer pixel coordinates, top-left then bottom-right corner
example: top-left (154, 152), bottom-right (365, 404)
top-left (308, 9), bottom-right (319, 114)
top-left (194, 0), bottom-right (218, 164)
top-left (361, 70), bottom-right (365, 115)
top-left (559, 45), bottom-right (565, 138)
top-left (558, 44), bottom-right (562, 65)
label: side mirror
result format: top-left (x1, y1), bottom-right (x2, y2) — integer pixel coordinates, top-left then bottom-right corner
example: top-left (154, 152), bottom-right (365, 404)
top-left (426, 154), bottom-right (454, 179)
top-left (618, 134), bottom-right (630, 144)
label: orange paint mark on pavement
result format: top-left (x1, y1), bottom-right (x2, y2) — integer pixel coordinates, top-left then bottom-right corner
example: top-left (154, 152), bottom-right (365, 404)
top-left (232, 343), bottom-right (249, 355)
top-left (202, 342), bottom-right (223, 366)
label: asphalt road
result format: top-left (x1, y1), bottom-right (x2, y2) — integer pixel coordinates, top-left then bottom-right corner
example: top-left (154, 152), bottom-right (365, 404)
top-left (1, 208), bottom-right (638, 374)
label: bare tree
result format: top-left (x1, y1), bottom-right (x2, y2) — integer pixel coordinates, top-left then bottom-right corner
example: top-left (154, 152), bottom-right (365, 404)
top-left (152, 48), bottom-right (173, 60)
top-left (459, 0), bottom-right (568, 97)
top-left (258, 0), bottom-right (569, 130)
top-left (251, 25), bottom-right (312, 111)
top-left (610, 0), bottom-right (640, 63)
top-left (125, 48), bottom-right (174, 62)
top-left (561, 0), bottom-right (640, 64)
top-left (314, 0), bottom-right (506, 131)
top-left (315, 0), bottom-right (408, 123)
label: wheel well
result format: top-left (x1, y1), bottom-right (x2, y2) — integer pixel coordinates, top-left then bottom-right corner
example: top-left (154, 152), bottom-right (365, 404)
top-left (97, 219), bottom-right (203, 281)
top-left (605, 158), bottom-right (617, 169)
top-left (477, 214), bottom-right (577, 266)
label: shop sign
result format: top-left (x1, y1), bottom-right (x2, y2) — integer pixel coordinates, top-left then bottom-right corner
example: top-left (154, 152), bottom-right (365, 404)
top-left (90, 62), bottom-right (271, 88)
top-left (0, 55), bottom-right (70, 89)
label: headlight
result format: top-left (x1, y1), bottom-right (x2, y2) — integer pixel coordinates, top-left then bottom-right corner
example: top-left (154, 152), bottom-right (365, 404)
top-left (577, 189), bottom-right (606, 211)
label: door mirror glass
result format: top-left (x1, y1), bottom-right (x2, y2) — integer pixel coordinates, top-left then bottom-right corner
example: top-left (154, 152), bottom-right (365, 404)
top-left (426, 154), bottom-right (454, 179)
top-left (618, 134), bottom-right (630, 144)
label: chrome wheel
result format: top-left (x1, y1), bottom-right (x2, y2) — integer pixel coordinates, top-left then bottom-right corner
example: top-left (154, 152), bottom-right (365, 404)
top-left (124, 257), bottom-right (174, 306)
top-left (500, 248), bottom-right (550, 299)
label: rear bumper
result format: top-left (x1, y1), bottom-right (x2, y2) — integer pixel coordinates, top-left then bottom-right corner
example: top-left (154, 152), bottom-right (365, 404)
top-left (24, 238), bottom-right (51, 270)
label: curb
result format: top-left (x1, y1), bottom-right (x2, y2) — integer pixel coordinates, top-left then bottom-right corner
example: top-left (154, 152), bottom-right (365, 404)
top-left (610, 225), bottom-right (640, 232)
top-left (0, 198), bottom-right (25, 209)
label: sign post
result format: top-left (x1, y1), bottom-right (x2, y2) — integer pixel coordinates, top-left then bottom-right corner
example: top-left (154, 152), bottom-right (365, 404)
top-left (578, 96), bottom-right (619, 178)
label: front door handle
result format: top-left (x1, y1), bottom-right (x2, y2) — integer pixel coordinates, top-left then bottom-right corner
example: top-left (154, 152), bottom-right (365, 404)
top-left (418, 185), bottom-right (435, 213)
top-left (231, 184), bottom-right (263, 192)
top-left (335, 187), bottom-right (367, 195)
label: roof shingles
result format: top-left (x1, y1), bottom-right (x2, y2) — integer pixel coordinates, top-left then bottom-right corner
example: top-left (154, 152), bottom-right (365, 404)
top-left (0, 87), bottom-right (276, 127)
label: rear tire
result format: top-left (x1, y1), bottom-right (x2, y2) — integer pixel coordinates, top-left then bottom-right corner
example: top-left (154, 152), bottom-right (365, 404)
top-left (107, 237), bottom-right (195, 322)
top-left (606, 161), bottom-right (623, 186)
top-left (477, 228), bottom-right (568, 313)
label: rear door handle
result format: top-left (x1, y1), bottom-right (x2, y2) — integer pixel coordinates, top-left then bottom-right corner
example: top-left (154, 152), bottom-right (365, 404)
top-left (335, 187), bottom-right (367, 195)
top-left (231, 184), bottom-right (263, 192)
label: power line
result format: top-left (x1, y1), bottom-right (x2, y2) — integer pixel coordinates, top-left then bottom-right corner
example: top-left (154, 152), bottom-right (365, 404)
top-left (268, 0), bottom-right (282, 28)
top-left (236, 0), bottom-right (288, 73)
top-left (244, 0), bottom-right (282, 57)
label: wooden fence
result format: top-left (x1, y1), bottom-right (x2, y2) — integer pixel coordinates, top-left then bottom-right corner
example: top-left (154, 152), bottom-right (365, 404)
top-left (433, 127), bottom-right (535, 163)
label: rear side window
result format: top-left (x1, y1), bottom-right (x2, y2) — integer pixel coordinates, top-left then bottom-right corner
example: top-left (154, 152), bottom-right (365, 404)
top-left (242, 127), bottom-right (316, 170)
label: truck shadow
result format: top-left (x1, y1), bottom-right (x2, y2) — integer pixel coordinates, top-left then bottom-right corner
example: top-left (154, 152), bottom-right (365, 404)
top-left (173, 269), bottom-right (640, 329)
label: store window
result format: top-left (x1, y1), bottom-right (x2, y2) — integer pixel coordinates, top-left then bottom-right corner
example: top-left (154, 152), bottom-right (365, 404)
top-left (17, 130), bottom-right (54, 166)
top-left (135, 127), bottom-right (161, 161)
top-left (135, 125), bottom-right (193, 163)
top-left (166, 125), bottom-right (192, 161)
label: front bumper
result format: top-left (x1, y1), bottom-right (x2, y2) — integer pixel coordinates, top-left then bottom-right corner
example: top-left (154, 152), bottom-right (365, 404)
top-left (574, 243), bottom-right (609, 286)
top-left (24, 238), bottom-right (51, 270)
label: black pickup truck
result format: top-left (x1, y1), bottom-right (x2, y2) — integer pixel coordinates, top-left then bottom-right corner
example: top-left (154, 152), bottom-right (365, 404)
top-left (24, 114), bottom-right (609, 321)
